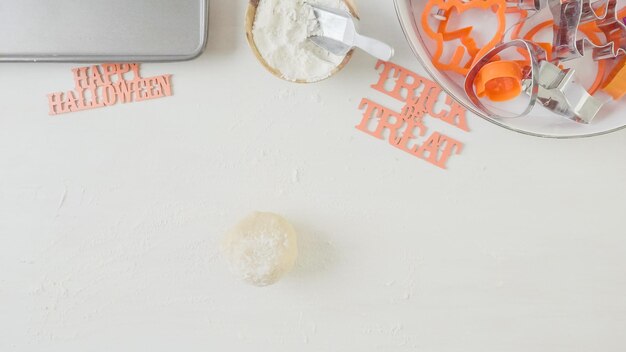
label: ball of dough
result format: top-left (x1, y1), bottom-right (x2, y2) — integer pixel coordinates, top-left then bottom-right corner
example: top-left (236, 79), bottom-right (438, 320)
top-left (221, 212), bottom-right (298, 286)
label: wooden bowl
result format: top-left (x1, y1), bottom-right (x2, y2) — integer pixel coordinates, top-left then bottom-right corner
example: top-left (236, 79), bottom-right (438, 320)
top-left (245, 0), bottom-right (359, 83)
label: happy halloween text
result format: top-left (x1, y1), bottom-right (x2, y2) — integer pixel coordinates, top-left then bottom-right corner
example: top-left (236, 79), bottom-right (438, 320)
top-left (47, 63), bottom-right (172, 115)
top-left (357, 61), bottom-right (469, 169)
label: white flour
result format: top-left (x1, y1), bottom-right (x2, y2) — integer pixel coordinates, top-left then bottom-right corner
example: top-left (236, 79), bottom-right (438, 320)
top-left (252, 0), bottom-right (349, 82)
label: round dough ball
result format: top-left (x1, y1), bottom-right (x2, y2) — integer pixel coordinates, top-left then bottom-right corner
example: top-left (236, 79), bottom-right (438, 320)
top-left (221, 212), bottom-right (298, 286)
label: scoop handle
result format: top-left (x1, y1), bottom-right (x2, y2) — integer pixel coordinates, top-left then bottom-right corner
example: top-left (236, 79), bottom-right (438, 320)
top-left (353, 34), bottom-right (394, 61)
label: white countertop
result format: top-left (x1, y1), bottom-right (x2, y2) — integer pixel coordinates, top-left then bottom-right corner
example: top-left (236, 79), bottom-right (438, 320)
top-left (1, 1), bottom-right (626, 351)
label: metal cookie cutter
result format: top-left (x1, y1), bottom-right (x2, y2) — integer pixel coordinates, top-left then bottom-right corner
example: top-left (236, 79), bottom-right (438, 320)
top-left (465, 39), bottom-right (546, 119)
top-left (591, 0), bottom-right (626, 57)
top-left (506, 0), bottom-right (546, 10)
top-left (549, 0), bottom-right (626, 61)
top-left (521, 18), bottom-right (610, 94)
top-left (524, 61), bottom-right (604, 123)
top-left (465, 39), bottom-right (604, 123)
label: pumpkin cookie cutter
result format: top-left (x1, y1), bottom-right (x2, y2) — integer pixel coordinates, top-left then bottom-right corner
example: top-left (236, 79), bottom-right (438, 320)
top-left (473, 60), bottom-right (526, 101)
top-left (465, 39), bottom-right (545, 118)
top-left (472, 7), bottom-right (542, 103)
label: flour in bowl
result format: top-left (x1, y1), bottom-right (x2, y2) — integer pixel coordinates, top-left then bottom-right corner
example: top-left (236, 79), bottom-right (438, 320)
top-left (252, 0), bottom-right (350, 82)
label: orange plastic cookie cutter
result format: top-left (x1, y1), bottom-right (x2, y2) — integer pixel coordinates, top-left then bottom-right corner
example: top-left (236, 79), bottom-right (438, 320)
top-left (469, 7), bottom-right (533, 103)
top-left (467, 8), bottom-right (535, 102)
top-left (422, 0), bottom-right (508, 76)
top-left (602, 57), bottom-right (626, 99)
top-left (474, 60), bottom-right (525, 101)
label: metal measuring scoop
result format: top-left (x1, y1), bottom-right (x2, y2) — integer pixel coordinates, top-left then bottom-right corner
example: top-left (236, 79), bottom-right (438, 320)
top-left (307, 4), bottom-right (394, 61)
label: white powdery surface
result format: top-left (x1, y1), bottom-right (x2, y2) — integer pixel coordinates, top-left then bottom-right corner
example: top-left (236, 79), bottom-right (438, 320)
top-left (252, 0), bottom-right (349, 82)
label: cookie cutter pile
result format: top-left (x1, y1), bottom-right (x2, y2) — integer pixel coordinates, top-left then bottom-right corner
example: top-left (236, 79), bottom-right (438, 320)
top-left (421, 0), bottom-right (626, 124)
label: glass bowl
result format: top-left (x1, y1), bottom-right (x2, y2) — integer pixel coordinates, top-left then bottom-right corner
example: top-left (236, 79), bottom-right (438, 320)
top-left (393, 0), bottom-right (626, 138)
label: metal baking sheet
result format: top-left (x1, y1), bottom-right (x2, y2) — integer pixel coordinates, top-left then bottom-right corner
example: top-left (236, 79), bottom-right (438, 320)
top-left (0, 0), bottom-right (209, 62)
